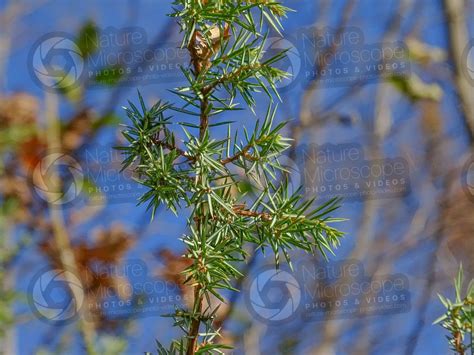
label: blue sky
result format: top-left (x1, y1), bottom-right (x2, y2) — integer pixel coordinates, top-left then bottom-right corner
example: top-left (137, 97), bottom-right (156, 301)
top-left (2, 0), bottom-right (473, 354)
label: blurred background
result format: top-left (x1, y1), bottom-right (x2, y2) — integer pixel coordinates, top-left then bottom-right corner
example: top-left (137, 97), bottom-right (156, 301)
top-left (0, 0), bottom-right (473, 354)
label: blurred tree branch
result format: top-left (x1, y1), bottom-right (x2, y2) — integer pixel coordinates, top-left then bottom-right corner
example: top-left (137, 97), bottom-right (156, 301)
top-left (442, 0), bottom-right (474, 145)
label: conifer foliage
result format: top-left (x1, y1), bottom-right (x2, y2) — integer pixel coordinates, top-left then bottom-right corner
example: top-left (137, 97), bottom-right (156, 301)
top-left (119, 1), bottom-right (346, 353)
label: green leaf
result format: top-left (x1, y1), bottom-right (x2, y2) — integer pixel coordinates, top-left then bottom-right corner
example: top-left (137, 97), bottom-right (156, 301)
top-left (388, 74), bottom-right (443, 102)
top-left (76, 20), bottom-right (99, 58)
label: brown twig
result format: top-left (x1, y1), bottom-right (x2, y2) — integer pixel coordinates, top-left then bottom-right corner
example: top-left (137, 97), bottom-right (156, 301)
top-left (186, 26), bottom-right (211, 355)
top-left (152, 137), bottom-right (195, 161)
top-left (220, 142), bottom-right (254, 165)
top-left (442, 0), bottom-right (474, 145)
top-left (186, 284), bottom-right (204, 355)
top-left (232, 204), bottom-right (272, 221)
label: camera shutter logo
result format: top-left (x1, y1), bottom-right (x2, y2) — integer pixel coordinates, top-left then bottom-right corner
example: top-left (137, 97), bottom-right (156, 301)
top-left (462, 156), bottom-right (474, 201)
top-left (248, 155), bottom-right (301, 199)
top-left (30, 33), bottom-right (84, 90)
top-left (463, 40), bottom-right (474, 85)
top-left (29, 269), bottom-right (84, 323)
top-left (247, 268), bottom-right (301, 324)
top-left (265, 37), bottom-right (301, 89)
top-left (31, 152), bottom-right (84, 205)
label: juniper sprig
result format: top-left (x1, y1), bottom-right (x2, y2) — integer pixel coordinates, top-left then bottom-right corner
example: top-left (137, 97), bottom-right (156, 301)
top-left (119, 1), bottom-right (346, 353)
